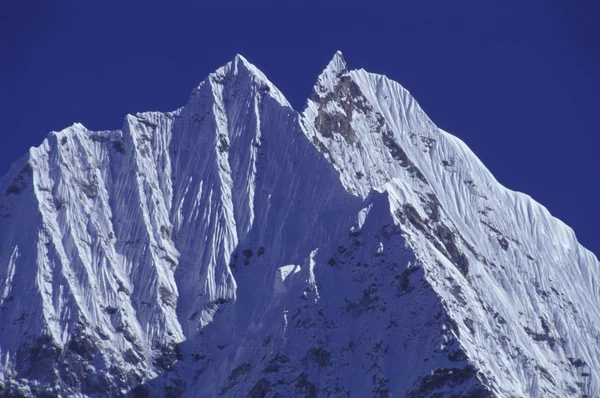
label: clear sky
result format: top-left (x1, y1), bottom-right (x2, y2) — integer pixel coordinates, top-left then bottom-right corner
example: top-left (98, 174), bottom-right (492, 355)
top-left (1, 1), bottom-right (599, 256)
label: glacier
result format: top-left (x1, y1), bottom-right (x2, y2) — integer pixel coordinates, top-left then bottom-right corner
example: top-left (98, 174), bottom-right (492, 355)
top-left (0, 52), bottom-right (598, 397)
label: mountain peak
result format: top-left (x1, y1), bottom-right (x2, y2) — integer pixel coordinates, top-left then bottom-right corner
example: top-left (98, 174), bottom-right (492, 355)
top-left (312, 51), bottom-right (348, 99)
top-left (188, 53), bottom-right (291, 108)
top-left (326, 50), bottom-right (347, 75)
top-left (231, 53), bottom-right (256, 73)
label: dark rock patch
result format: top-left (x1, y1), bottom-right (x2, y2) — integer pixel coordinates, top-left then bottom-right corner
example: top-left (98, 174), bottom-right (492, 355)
top-left (568, 357), bottom-right (588, 368)
top-left (158, 286), bottom-right (176, 308)
top-left (5, 165), bottom-right (32, 195)
top-left (464, 318), bottom-right (476, 335)
top-left (524, 317), bottom-right (556, 348)
top-left (345, 284), bottom-right (380, 316)
top-left (153, 342), bottom-right (182, 370)
top-left (217, 133), bottom-right (229, 153)
top-left (313, 74), bottom-right (370, 145)
top-left (434, 224), bottom-right (469, 276)
top-left (295, 373), bottom-right (316, 398)
top-left (395, 266), bottom-right (420, 296)
top-left (111, 140), bottom-right (126, 154)
top-left (304, 347), bottom-right (331, 367)
top-left (104, 306), bottom-right (118, 315)
top-left (248, 378), bottom-right (271, 398)
top-left (497, 237), bottom-right (509, 250)
top-left (243, 248), bottom-right (253, 265)
top-left (310, 135), bottom-right (335, 165)
top-left (264, 354), bottom-right (290, 374)
top-left (67, 329), bottom-right (97, 361)
top-left (220, 363), bottom-right (252, 395)
top-left (76, 175), bottom-right (99, 199)
top-left (123, 348), bottom-right (143, 365)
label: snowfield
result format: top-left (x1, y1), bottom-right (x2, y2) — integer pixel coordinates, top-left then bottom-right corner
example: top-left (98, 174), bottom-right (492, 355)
top-left (0, 52), bottom-right (598, 397)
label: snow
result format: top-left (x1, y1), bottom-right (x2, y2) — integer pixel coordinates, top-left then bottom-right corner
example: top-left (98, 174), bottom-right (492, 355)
top-left (302, 53), bottom-right (600, 397)
top-left (0, 51), bottom-right (598, 397)
top-left (273, 265), bottom-right (300, 295)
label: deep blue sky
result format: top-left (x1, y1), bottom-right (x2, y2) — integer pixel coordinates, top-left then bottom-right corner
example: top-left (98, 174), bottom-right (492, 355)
top-left (1, 1), bottom-right (599, 256)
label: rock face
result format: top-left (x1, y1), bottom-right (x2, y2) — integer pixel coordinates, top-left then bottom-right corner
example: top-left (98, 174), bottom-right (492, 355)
top-left (1, 52), bottom-right (599, 397)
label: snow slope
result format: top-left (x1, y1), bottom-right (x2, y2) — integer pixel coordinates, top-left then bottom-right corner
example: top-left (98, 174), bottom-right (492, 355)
top-left (0, 52), bottom-right (598, 397)
top-left (301, 52), bottom-right (600, 397)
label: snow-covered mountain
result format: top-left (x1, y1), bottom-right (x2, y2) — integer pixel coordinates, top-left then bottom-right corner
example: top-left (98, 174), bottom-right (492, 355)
top-left (1, 52), bottom-right (598, 397)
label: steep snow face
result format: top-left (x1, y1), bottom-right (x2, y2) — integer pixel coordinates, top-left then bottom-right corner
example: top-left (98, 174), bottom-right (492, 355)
top-left (0, 113), bottom-right (188, 396)
top-left (302, 52), bottom-right (600, 397)
top-left (140, 192), bottom-right (489, 397)
top-left (0, 54), bottom-right (358, 396)
top-left (0, 52), bottom-right (599, 398)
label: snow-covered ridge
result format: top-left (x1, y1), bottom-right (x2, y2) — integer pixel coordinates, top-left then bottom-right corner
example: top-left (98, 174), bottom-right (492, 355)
top-left (302, 52), bottom-right (600, 397)
top-left (0, 52), bottom-right (598, 397)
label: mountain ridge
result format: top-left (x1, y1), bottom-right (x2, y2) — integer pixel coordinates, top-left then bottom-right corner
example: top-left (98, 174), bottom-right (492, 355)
top-left (0, 52), bottom-right (598, 397)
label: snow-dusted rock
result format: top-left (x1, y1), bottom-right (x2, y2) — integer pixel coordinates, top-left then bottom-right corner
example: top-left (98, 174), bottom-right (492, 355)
top-left (0, 52), bottom-right (598, 398)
